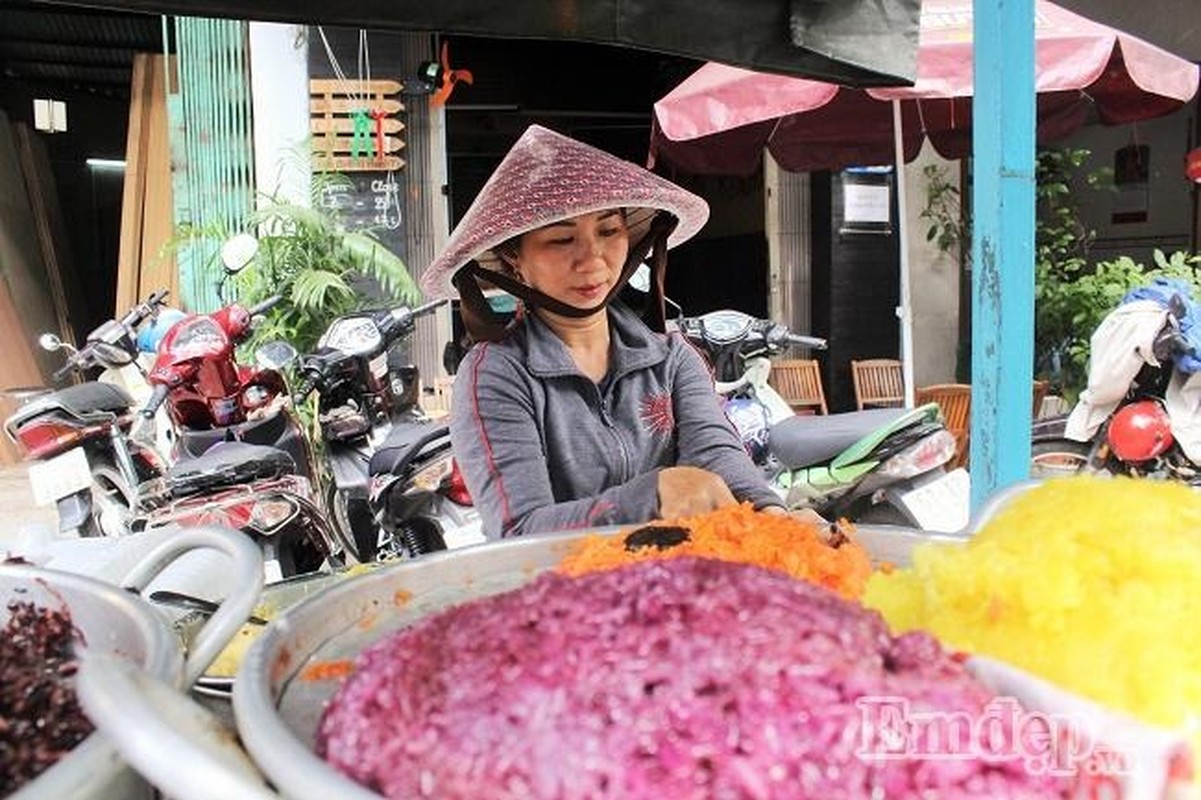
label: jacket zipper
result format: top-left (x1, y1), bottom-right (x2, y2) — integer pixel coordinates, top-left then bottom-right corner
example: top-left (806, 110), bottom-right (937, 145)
top-left (595, 384), bottom-right (632, 482)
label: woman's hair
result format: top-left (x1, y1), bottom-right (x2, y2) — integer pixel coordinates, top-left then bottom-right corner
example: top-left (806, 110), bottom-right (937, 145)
top-left (493, 235), bottom-right (522, 276)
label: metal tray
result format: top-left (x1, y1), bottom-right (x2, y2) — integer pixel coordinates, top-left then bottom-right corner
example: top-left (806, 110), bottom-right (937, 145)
top-left (234, 523), bottom-right (967, 800)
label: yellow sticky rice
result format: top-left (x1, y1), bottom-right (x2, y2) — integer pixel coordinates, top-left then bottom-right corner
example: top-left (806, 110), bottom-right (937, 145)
top-left (864, 476), bottom-right (1201, 757)
top-left (207, 620), bottom-right (267, 678)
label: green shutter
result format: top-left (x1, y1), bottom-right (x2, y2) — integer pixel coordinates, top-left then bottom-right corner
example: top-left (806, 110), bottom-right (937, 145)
top-left (169, 16), bottom-right (255, 312)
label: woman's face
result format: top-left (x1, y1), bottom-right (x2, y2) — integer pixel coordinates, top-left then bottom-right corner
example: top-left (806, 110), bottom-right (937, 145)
top-left (508, 210), bottom-right (629, 309)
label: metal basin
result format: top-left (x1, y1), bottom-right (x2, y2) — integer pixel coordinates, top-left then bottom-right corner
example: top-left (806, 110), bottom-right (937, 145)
top-left (5, 525), bottom-right (263, 800)
top-left (2, 563), bottom-right (182, 800)
top-left (234, 524), bottom-right (966, 800)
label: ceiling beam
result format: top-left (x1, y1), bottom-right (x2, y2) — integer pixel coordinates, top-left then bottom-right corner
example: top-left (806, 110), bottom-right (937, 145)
top-left (0, 33), bottom-right (159, 50)
top-left (0, 47), bottom-right (140, 66)
top-left (3, 61), bottom-right (131, 83)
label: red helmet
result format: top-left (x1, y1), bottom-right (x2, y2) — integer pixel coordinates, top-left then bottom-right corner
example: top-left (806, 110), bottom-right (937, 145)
top-left (1107, 400), bottom-right (1174, 462)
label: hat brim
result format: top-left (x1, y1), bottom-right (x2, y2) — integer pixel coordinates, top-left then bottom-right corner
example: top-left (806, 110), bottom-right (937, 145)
top-left (419, 125), bottom-right (709, 301)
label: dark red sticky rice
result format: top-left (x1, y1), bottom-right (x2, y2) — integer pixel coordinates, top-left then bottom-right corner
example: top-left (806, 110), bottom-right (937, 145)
top-left (0, 600), bottom-right (93, 794)
top-left (317, 557), bottom-right (1067, 800)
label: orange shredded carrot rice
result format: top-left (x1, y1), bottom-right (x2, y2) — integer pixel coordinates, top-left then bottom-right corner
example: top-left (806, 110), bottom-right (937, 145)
top-left (557, 503), bottom-right (871, 600)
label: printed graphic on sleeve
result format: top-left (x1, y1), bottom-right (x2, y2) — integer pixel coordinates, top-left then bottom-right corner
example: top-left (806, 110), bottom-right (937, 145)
top-left (639, 392), bottom-right (675, 436)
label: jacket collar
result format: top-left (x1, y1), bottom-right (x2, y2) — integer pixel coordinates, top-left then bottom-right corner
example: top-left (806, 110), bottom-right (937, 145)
top-left (524, 302), bottom-right (669, 379)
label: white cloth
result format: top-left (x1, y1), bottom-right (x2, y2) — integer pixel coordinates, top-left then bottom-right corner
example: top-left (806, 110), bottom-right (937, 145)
top-left (1165, 370), bottom-right (1201, 463)
top-left (1064, 300), bottom-right (1201, 464)
top-left (1064, 301), bottom-right (1166, 443)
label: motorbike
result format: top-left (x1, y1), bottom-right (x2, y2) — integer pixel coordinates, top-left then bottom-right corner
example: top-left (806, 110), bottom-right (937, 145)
top-left (132, 237), bottom-right (344, 581)
top-left (679, 308), bottom-right (969, 531)
top-left (294, 299), bottom-right (483, 562)
top-left (1034, 281), bottom-right (1201, 482)
top-left (4, 290), bottom-right (174, 537)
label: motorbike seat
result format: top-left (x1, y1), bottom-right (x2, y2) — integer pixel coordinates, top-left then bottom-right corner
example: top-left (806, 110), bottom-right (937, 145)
top-left (165, 441), bottom-right (295, 498)
top-left (6, 381), bottom-right (133, 428)
top-left (769, 407), bottom-right (914, 469)
top-left (369, 421), bottom-right (451, 478)
top-left (176, 411), bottom-right (290, 457)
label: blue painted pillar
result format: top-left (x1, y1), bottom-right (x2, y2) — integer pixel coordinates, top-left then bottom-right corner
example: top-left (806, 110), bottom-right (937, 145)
top-left (970, 0), bottom-right (1036, 509)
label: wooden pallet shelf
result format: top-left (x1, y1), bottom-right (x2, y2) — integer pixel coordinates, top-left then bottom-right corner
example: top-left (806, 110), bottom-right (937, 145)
top-left (310, 78), bottom-right (405, 173)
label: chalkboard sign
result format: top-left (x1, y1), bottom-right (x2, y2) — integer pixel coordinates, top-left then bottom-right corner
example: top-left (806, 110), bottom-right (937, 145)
top-left (317, 171), bottom-right (407, 265)
top-left (308, 28), bottom-right (409, 266)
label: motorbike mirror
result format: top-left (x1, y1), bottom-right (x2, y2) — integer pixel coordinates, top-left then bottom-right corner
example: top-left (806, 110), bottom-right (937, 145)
top-left (220, 233), bottom-right (259, 274)
top-left (255, 340), bottom-right (298, 371)
top-left (38, 333), bottom-right (63, 352)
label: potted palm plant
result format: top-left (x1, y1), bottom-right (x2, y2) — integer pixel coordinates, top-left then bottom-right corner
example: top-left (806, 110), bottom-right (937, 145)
top-left (233, 183), bottom-right (420, 354)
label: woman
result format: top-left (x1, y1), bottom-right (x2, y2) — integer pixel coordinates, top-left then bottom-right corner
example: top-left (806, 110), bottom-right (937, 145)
top-left (420, 125), bottom-right (785, 537)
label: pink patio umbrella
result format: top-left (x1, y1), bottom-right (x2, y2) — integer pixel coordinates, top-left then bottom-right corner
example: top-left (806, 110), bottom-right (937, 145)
top-left (649, 0), bottom-right (1198, 405)
top-left (650, 0), bottom-right (1199, 177)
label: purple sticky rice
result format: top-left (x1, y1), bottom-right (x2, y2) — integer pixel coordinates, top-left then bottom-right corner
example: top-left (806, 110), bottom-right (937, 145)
top-left (318, 557), bottom-right (1067, 800)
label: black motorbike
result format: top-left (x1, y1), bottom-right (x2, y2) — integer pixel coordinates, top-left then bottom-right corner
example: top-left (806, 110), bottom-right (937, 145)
top-left (294, 299), bottom-right (482, 562)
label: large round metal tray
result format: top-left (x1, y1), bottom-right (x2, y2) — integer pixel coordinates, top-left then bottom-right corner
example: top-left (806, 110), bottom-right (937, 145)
top-left (234, 523), bottom-right (967, 800)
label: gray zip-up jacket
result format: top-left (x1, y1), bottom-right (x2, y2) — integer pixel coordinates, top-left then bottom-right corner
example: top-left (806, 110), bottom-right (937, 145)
top-left (449, 302), bottom-right (781, 538)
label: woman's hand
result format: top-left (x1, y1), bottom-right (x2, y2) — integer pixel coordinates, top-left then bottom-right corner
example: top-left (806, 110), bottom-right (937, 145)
top-left (657, 466), bottom-right (737, 519)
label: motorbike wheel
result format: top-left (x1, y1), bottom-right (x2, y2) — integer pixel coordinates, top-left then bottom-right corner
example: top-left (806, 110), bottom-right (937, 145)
top-left (326, 484), bottom-right (377, 564)
top-left (1030, 439), bottom-right (1092, 478)
top-left (86, 458), bottom-right (138, 538)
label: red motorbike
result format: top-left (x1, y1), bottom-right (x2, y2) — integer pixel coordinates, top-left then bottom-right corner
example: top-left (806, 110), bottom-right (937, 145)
top-left (3, 290), bottom-right (173, 537)
top-left (133, 293), bottom-right (345, 581)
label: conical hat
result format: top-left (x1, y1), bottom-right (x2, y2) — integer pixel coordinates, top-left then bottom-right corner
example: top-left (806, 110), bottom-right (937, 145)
top-left (419, 125), bottom-right (709, 300)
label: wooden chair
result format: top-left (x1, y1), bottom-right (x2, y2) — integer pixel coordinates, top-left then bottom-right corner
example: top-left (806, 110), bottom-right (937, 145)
top-left (1032, 379), bottom-right (1050, 420)
top-left (850, 359), bottom-right (905, 410)
top-left (915, 383), bottom-right (972, 468)
top-left (421, 376), bottom-right (455, 419)
top-left (767, 359), bottom-right (828, 415)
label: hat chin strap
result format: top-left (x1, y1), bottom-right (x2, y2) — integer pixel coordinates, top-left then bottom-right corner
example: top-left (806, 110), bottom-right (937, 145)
top-left (455, 213), bottom-right (678, 340)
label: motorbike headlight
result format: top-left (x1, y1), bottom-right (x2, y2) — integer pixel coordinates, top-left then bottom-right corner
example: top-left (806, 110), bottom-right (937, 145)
top-left (171, 317), bottom-right (228, 359)
top-left (250, 497), bottom-right (299, 533)
top-left (319, 316), bottom-right (382, 356)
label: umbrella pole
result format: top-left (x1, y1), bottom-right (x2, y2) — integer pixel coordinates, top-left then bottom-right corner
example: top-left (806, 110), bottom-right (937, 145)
top-left (893, 99), bottom-right (916, 408)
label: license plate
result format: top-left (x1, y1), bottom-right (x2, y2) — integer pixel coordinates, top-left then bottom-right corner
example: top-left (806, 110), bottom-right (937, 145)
top-left (897, 468), bottom-right (970, 533)
top-left (28, 448), bottom-right (93, 506)
top-left (369, 352), bottom-right (388, 379)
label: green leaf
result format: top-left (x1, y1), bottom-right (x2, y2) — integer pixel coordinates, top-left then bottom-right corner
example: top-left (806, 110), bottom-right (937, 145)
top-left (291, 269), bottom-right (354, 310)
top-left (339, 232), bottom-right (420, 303)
